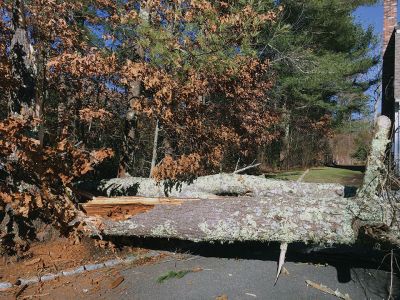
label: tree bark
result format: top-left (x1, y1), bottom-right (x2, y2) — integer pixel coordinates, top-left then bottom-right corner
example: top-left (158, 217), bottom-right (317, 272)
top-left (118, 103), bottom-right (139, 178)
top-left (92, 192), bottom-right (357, 245)
top-left (10, 0), bottom-right (37, 117)
top-left (90, 173), bottom-right (344, 198)
top-left (81, 174), bottom-right (353, 245)
top-left (34, 44), bottom-right (47, 146)
top-left (118, 6), bottom-right (150, 177)
top-left (357, 116), bottom-right (391, 199)
top-left (118, 77), bottom-right (142, 178)
top-left (356, 116), bottom-right (394, 228)
top-left (149, 120), bottom-right (159, 178)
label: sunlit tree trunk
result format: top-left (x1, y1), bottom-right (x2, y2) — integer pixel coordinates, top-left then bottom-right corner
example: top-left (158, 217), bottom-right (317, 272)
top-left (149, 120), bottom-right (159, 178)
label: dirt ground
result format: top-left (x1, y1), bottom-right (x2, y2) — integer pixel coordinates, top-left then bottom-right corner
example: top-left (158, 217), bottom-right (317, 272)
top-left (0, 236), bottom-right (152, 293)
top-left (0, 250), bottom-right (170, 300)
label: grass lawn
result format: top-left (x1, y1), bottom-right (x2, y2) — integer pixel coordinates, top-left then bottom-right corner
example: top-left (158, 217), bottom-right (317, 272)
top-left (265, 167), bottom-right (364, 187)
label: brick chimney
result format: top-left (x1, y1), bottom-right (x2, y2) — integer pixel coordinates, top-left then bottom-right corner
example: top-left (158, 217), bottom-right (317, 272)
top-left (384, 0), bottom-right (398, 52)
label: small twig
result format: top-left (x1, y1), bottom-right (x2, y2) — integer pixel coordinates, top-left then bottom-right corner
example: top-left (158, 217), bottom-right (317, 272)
top-left (376, 252), bottom-right (392, 272)
top-left (234, 158), bottom-right (240, 173)
top-left (305, 280), bottom-right (351, 300)
top-left (393, 254), bottom-right (400, 275)
top-left (234, 162), bottom-right (261, 174)
top-left (388, 250), bottom-right (394, 300)
top-left (15, 284), bottom-right (28, 299)
top-left (21, 293), bottom-right (50, 299)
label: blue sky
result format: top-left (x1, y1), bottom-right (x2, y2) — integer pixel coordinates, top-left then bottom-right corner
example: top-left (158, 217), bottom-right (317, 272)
top-left (354, 2), bottom-right (384, 116)
top-left (354, 3), bottom-right (383, 37)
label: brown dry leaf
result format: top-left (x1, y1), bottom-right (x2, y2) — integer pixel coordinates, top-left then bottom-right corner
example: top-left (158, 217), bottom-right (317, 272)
top-left (18, 206), bottom-right (30, 218)
top-left (192, 267), bottom-right (203, 273)
top-left (216, 295), bottom-right (228, 300)
top-left (110, 276), bottom-right (124, 289)
top-left (0, 192), bottom-right (12, 203)
top-left (23, 257), bottom-right (41, 266)
top-left (91, 149), bottom-right (114, 162)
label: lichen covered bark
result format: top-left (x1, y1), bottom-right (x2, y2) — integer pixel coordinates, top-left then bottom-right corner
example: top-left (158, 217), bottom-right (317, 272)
top-left (96, 173), bottom-right (344, 199)
top-left (92, 193), bottom-right (358, 245)
top-left (358, 116), bottom-right (391, 199)
top-left (356, 116), bottom-right (392, 225)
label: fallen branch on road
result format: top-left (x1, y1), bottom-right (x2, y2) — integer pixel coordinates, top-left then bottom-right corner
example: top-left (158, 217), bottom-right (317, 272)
top-left (305, 280), bottom-right (351, 300)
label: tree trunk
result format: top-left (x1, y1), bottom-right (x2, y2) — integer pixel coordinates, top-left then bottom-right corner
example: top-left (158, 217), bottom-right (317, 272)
top-left (118, 6), bottom-right (150, 177)
top-left (356, 116), bottom-right (393, 225)
top-left (357, 116), bottom-right (391, 199)
top-left (34, 45), bottom-right (47, 146)
top-left (4, 0), bottom-right (39, 253)
top-left (91, 193), bottom-right (357, 245)
top-left (10, 0), bottom-right (37, 117)
top-left (90, 173), bottom-right (344, 198)
top-left (279, 110), bottom-right (290, 169)
top-left (118, 110), bottom-right (138, 177)
top-left (149, 120), bottom-right (159, 178)
top-left (81, 116), bottom-right (396, 246)
top-left (118, 82), bottom-right (140, 178)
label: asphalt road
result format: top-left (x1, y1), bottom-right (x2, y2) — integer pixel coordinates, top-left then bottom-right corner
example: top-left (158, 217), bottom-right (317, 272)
top-left (104, 255), bottom-right (392, 300)
top-left (94, 242), bottom-right (399, 300)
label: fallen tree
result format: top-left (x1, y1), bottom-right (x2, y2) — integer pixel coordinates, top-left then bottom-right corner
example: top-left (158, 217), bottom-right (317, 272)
top-left (89, 173), bottom-right (345, 199)
top-left (85, 193), bottom-right (357, 245)
top-left (80, 116), bottom-right (399, 247)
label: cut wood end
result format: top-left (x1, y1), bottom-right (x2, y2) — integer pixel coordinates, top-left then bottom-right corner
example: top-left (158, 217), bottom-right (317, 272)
top-left (90, 196), bottom-right (187, 205)
top-left (81, 203), bottom-right (155, 220)
top-left (81, 195), bottom-right (231, 219)
top-left (81, 196), bottom-right (189, 219)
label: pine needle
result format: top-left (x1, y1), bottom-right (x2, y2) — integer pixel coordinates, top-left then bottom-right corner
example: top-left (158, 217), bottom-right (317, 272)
top-left (157, 270), bottom-right (191, 283)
